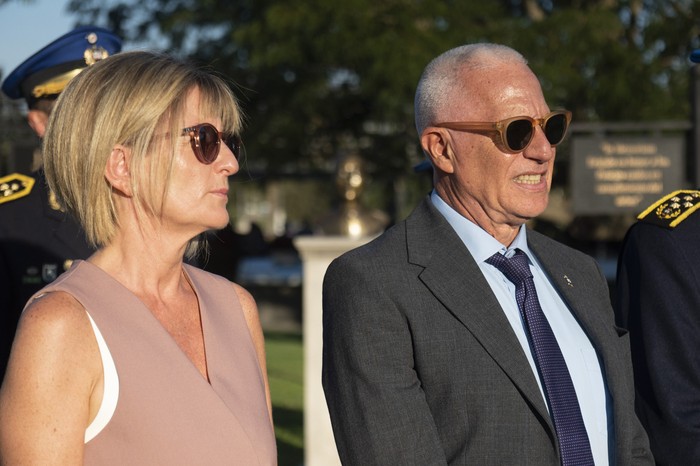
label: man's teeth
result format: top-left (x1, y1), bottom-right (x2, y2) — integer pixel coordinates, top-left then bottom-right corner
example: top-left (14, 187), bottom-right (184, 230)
top-left (514, 174), bottom-right (541, 184)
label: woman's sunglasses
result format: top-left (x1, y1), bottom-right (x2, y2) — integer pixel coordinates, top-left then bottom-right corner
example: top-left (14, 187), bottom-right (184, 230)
top-left (434, 110), bottom-right (572, 154)
top-left (182, 123), bottom-right (242, 164)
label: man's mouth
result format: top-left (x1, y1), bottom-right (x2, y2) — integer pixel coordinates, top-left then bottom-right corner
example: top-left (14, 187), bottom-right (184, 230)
top-left (514, 174), bottom-right (542, 185)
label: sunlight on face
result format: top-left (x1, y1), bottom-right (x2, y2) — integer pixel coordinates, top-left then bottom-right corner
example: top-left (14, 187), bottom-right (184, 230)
top-left (441, 63), bottom-right (555, 231)
top-left (154, 87), bottom-right (238, 240)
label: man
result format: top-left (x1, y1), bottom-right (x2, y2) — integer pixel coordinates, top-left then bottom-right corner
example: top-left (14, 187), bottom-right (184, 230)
top-left (322, 43), bottom-right (652, 465)
top-left (614, 48), bottom-right (700, 465)
top-left (0, 26), bottom-right (122, 381)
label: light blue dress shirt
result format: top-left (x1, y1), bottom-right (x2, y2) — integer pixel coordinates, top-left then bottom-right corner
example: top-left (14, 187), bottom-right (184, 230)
top-left (430, 192), bottom-right (612, 465)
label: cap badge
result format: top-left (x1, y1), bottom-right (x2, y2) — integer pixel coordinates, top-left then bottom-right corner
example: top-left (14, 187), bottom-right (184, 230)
top-left (84, 45), bottom-right (110, 66)
top-left (83, 31), bottom-right (110, 66)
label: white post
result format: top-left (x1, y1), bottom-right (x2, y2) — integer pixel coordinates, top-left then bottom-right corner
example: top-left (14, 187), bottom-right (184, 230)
top-left (293, 235), bottom-right (373, 466)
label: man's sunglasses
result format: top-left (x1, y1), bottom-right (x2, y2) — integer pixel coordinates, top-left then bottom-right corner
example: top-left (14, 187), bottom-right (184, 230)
top-left (434, 110), bottom-right (572, 154)
top-left (182, 123), bottom-right (242, 164)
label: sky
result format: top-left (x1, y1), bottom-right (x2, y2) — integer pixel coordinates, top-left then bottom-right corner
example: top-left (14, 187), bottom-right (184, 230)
top-left (0, 0), bottom-right (79, 78)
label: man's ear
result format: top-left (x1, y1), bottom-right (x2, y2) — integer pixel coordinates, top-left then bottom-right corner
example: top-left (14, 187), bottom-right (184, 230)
top-left (420, 127), bottom-right (455, 174)
top-left (104, 145), bottom-right (133, 197)
top-left (27, 110), bottom-right (50, 139)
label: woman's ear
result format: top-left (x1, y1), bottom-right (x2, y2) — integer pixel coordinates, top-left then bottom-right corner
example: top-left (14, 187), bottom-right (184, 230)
top-left (420, 127), bottom-right (455, 174)
top-left (104, 145), bottom-right (133, 197)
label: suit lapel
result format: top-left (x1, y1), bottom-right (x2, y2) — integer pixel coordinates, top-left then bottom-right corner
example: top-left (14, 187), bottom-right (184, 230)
top-left (406, 198), bottom-right (553, 431)
top-left (527, 232), bottom-right (619, 426)
top-left (527, 231), bottom-right (610, 351)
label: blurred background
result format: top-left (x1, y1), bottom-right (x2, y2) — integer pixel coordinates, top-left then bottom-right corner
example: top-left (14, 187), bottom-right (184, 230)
top-left (2, 1), bottom-right (700, 464)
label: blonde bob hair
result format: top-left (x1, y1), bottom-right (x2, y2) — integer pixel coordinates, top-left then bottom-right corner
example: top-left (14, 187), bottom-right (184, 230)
top-left (43, 50), bottom-right (242, 255)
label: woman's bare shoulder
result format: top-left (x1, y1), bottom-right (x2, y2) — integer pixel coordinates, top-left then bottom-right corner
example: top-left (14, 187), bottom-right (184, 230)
top-left (0, 291), bottom-right (99, 464)
top-left (10, 291), bottom-right (99, 379)
top-left (231, 282), bottom-right (256, 311)
top-left (19, 291), bottom-right (90, 338)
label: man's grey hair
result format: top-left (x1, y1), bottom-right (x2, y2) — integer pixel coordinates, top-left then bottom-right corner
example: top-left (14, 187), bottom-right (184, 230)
top-left (414, 43), bottom-right (528, 137)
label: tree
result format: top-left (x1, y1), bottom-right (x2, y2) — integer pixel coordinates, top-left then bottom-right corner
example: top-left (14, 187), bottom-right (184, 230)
top-left (30, 0), bottom-right (699, 222)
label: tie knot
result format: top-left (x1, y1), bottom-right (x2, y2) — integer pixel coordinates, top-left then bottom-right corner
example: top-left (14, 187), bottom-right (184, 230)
top-left (486, 249), bottom-right (533, 285)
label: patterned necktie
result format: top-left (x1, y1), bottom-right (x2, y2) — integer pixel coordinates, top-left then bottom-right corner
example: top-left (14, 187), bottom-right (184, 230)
top-left (486, 249), bottom-right (594, 466)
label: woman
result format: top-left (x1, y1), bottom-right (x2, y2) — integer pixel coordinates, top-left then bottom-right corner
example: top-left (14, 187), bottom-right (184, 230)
top-left (0, 51), bottom-right (277, 464)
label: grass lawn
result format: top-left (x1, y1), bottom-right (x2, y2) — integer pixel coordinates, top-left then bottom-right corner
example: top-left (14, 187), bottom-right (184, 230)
top-left (266, 331), bottom-right (303, 466)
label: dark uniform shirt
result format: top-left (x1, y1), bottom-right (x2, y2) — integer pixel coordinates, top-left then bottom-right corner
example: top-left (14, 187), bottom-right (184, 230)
top-left (0, 170), bottom-right (93, 381)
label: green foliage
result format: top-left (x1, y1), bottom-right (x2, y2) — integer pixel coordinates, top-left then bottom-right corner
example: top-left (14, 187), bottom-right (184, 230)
top-left (265, 331), bottom-right (303, 466)
top-left (64, 0), bottom-right (700, 211)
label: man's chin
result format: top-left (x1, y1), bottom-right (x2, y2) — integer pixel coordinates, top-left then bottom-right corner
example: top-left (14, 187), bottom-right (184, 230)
top-left (515, 201), bottom-right (548, 224)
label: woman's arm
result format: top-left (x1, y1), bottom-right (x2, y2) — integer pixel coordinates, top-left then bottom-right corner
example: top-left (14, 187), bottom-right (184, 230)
top-left (0, 291), bottom-right (102, 465)
top-left (235, 285), bottom-right (273, 423)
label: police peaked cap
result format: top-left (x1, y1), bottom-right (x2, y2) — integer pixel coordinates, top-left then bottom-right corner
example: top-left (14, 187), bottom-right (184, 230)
top-left (1, 25), bottom-right (122, 102)
top-left (691, 49), bottom-right (700, 63)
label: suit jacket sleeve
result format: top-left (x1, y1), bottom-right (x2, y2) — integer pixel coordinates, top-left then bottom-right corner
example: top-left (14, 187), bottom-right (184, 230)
top-left (616, 221), bottom-right (700, 464)
top-left (322, 255), bottom-right (448, 466)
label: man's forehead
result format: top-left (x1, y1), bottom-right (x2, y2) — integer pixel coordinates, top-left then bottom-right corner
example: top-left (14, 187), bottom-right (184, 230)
top-left (461, 62), bottom-right (538, 91)
top-left (450, 65), bottom-right (545, 115)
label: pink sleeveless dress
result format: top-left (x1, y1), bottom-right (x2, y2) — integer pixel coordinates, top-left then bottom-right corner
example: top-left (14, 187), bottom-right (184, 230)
top-left (34, 260), bottom-right (277, 465)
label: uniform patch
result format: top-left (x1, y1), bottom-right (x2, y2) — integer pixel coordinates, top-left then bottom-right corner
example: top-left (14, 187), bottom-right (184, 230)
top-left (42, 263), bottom-right (59, 282)
top-left (0, 173), bottom-right (35, 204)
top-left (637, 189), bottom-right (700, 228)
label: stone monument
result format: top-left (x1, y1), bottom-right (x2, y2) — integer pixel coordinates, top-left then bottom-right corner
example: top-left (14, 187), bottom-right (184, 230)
top-left (294, 153), bottom-right (388, 466)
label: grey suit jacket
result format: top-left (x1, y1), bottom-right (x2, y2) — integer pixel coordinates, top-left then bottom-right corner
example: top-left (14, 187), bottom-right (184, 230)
top-left (322, 197), bottom-right (652, 465)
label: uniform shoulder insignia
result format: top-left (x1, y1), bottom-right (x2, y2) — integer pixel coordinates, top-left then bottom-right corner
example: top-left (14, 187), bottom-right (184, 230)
top-left (637, 189), bottom-right (700, 228)
top-left (0, 173), bottom-right (35, 205)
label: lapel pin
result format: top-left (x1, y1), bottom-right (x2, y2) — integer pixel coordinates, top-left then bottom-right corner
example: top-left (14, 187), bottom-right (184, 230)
top-left (564, 275), bottom-right (573, 287)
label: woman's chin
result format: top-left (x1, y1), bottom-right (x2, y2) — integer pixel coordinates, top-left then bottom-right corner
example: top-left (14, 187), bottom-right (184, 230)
top-left (210, 216), bottom-right (231, 231)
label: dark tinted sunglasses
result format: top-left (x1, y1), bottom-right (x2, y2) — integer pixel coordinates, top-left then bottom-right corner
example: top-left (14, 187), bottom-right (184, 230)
top-left (182, 123), bottom-right (241, 164)
top-left (434, 110), bottom-right (572, 154)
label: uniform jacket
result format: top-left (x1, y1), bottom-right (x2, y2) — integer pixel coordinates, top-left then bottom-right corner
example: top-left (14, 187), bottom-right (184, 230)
top-left (322, 196), bottom-right (652, 465)
top-left (0, 170), bottom-right (92, 380)
top-left (616, 192), bottom-right (700, 465)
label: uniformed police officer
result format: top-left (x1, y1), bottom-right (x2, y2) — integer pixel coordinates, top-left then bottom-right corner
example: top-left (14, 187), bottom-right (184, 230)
top-left (615, 47), bottom-right (700, 464)
top-left (0, 26), bottom-right (122, 381)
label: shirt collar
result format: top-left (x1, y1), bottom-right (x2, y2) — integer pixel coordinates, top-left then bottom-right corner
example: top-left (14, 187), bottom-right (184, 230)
top-left (430, 190), bottom-right (531, 263)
